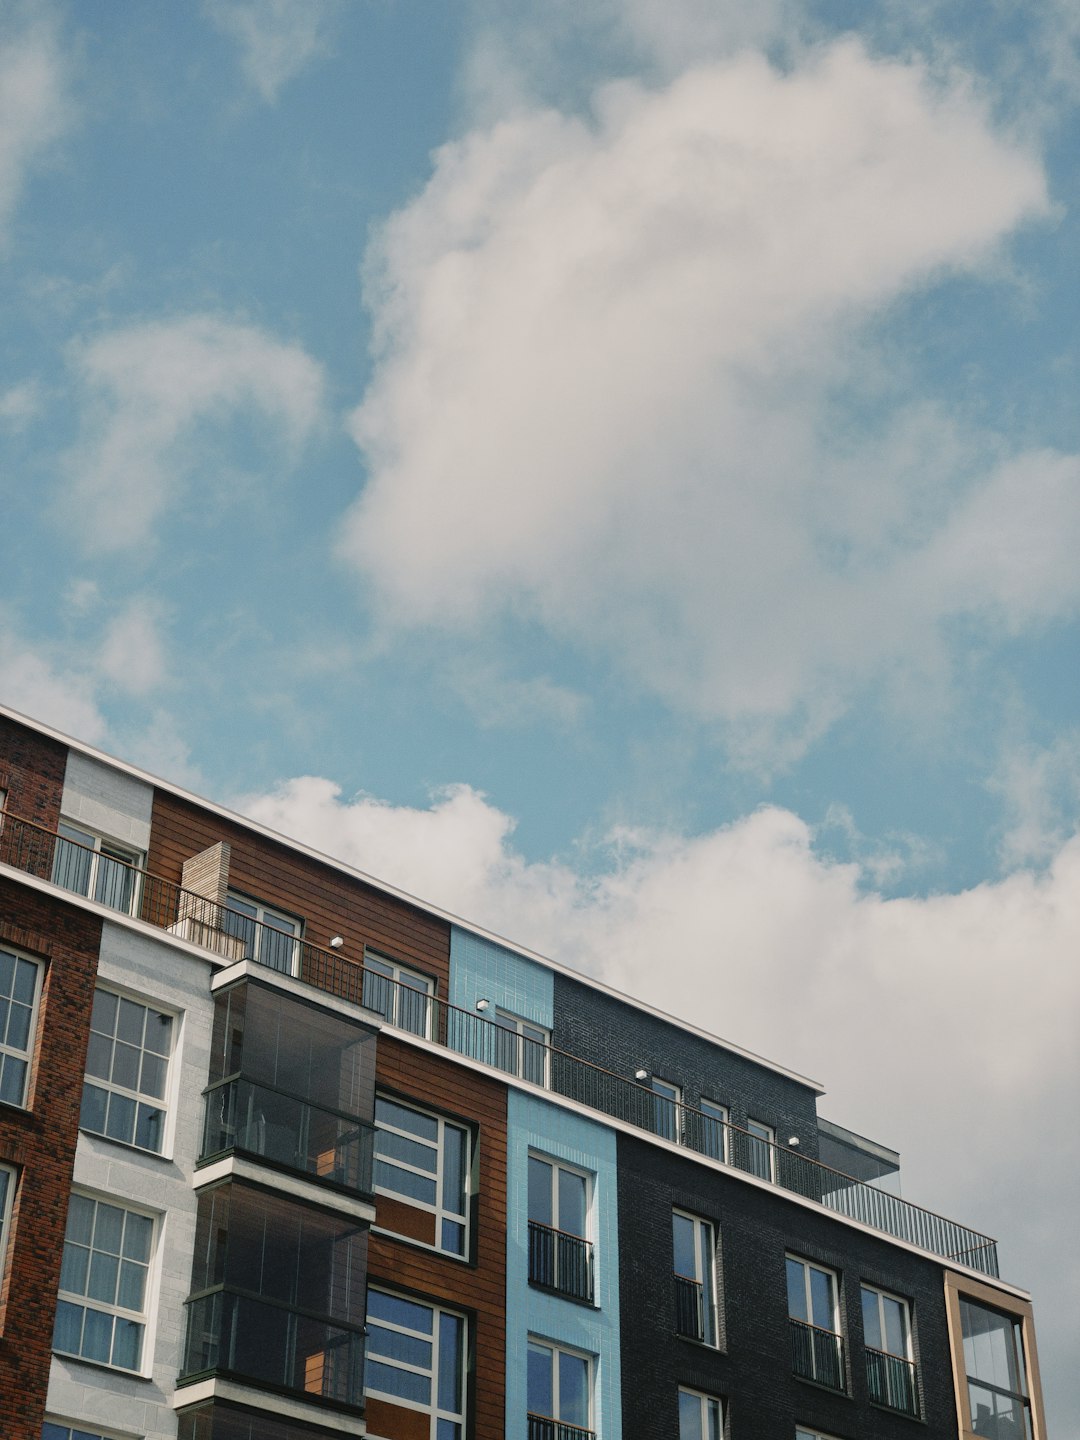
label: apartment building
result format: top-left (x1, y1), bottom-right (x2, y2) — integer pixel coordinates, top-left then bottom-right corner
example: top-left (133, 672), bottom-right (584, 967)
top-left (0, 705), bottom-right (1047, 1440)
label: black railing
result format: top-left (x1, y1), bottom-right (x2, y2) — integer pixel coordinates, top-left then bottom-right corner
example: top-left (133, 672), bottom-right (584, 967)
top-left (528, 1220), bottom-right (594, 1302)
top-left (181, 1289), bottom-right (365, 1406)
top-left (866, 1347), bottom-right (920, 1416)
top-left (790, 1317), bottom-right (845, 1391)
top-left (527, 1416), bottom-right (594, 1440)
top-left (200, 1076), bottom-right (375, 1194)
top-left (1, 806), bottom-right (1001, 1277)
top-left (674, 1274), bottom-right (706, 1342)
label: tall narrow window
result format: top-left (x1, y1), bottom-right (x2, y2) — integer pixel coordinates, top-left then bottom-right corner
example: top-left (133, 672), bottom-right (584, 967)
top-left (787, 1255), bottom-right (844, 1391)
top-left (744, 1117), bottom-right (775, 1179)
top-left (650, 1076), bottom-right (681, 1142)
top-left (53, 1194), bottom-right (154, 1372)
top-left (527, 1338), bottom-right (593, 1439)
top-left (81, 989), bottom-right (173, 1154)
top-left (374, 1096), bottom-right (470, 1257)
top-left (52, 823), bottom-right (141, 915)
top-left (0, 1163), bottom-right (14, 1272)
top-left (960, 1297), bottom-right (1033, 1439)
top-left (493, 1009), bottom-right (550, 1085)
top-left (362, 953), bottom-right (434, 1037)
top-left (0, 946), bottom-right (41, 1108)
top-left (365, 1290), bottom-right (466, 1440)
top-left (679, 1387), bottom-right (724, 1440)
top-left (673, 1210), bottom-right (718, 1346)
top-left (528, 1154), bottom-right (593, 1302)
top-left (862, 1284), bottom-right (918, 1416)
top-left (698, 1098), bottom-right (728, 1162)
top-left (222, 892), bottom-right (300, 974)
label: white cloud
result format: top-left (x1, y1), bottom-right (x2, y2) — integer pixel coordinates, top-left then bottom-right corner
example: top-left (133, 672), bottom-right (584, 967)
top-left (241, 773), bottom-right (1080, 1427)
top-left (0, 625), bottom-right (106, 743)
top-left (341, 41), bottom-right (1055, 753)
top-left (206, 0), bottom-right (342, 102)
top-left (98, 600), bottom-right (168, 697)
top-left (63, 314), bottom-right (325, 551)
top-left (993, 730), bottom-right (1080, 868)
top-left (0, 378), bottom-right (43, 428)
top-left (0, 7), bottom-right (71, 247)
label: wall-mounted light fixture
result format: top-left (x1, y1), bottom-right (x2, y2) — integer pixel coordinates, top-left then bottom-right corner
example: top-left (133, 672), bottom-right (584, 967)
top-left (634, 1068), bottom-right (649, 1081)
top-left (329, 936), bottom-right (344, 949)
top-left (788, 1136), bottom-right (800, 1147)
top-left (476, 998), bottom-right (490, 1012)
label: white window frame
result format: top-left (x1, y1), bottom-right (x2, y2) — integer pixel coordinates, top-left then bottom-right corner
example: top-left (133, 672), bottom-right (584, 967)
top-left (53, 1191), bottom-right (157, 1374)
top-left (52, 821), bottom-right (142, 916)
top-left (699, 1098), bottom-right (729, 1162)
top-left (0, 1162), bottom-right (15, 1275)
top-left (223, 890), bottom-right (301, 974)
top-left (673, 1208), bottom-right (719, 1347)
top-left (365, 1287), bottom-right (467, 1438)
top-left (527, 1152), bottom-right (593, 1301)
top-left (43, 1423), bottom-right (135, 1440)
top-left (373, 1094), bottom-right (471, 1258)
top-left (492, 1007), bottom-right (550, 1085)
top-left (796, 1429), bottom-right (843, 1440)
top-left (0, 945), bottom-right (43, 1109)
top-left (362, 951), bottom-right (435, 1038)
top-left (861, 1282), bottom-right (912, 1359)
top-left (787, 1254), bottom-right (841, 1334)
top-left (651, 1075), bottom-right (682, 1142)
top-left (678, 1385), bottom-right (724, 1439)
top-left (746, 1117), bottom-right (775, 1180)
top-left (527, 1335), bottom-right (594, 1433)
top-left (80, 986), bottom-right (175, 1156)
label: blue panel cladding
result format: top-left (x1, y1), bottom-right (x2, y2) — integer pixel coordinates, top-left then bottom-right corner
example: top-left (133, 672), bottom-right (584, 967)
top-left (449, 926), bottom-right (554, 1028)
top-left (506, 1090), bottom-right (622, 1439)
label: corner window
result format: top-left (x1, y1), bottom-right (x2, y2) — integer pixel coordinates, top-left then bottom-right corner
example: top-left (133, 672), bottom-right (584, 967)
top-left (81, 989), bottom-right (173, 1154)
top-left (374, 1095), bottom-right (470, 1257)
top-left (679, 1387), bottom-right (724, 1440)
top-left (53, 1193), bottom-right (154, 1372)
top-left (862, 1283), bottom-right (918, 1416)
top-left (365, 1289), bottom-right (466, 1440)
top-left (52, 823), bottom-right (141, 915)
top-left (744, 1117), bottom-right (775, 1180)
top-left (673, 1210), bottom-right (719, 1346)
top-left (493, 1008), bottom-right (549, 1085)
top-left (0, 946), bottom-right (42, 1108)
top-left (787, 1255), bottom-right (844, 1391)
top-left (650, 1076), bottom-right (681, 1142)
top-left (960, 1296), bottom-right (1033, 1440)
top-left (528, 1154), bottom-right (593, 1303)
top-left (528, 1338), bottom-right (593, 1439)
top-left (222, 891), bottom-right (300, 974)
top-left (362, 952), bottom-right (434, 1038)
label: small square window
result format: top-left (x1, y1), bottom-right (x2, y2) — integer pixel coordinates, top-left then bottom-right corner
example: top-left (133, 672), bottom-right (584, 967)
top-left (0, 946), bottom-right (43, 1108)
top-left (80, 988), bottom-right (174, 1154)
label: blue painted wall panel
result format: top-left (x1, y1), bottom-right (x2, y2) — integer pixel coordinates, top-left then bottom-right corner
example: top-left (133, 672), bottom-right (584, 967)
top-left (449, 926), bottom-right (554, 1026)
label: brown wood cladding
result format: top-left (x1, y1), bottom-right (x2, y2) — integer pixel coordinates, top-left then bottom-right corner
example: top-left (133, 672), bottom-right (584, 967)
top-left (371, 1035), bottom-right (508, 1440)
top-left (146, 790), bottom-right (450, 992)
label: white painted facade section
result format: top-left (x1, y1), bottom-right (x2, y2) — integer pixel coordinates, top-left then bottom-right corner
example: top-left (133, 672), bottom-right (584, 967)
top-left (45, 921), bottom-right (215, 1440)
top-left (60, 751), bottom-right (155, 856)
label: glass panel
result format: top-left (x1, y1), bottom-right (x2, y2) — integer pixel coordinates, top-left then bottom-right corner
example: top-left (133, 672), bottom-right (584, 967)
top-left (809, 1266), bottom-right (835, 1330)
top-left (862, 1286), bottom-right (882, 1349)
top-left (882, 1294), bottom-right (908, 1357)
top-left (673, 1213), bottom-right (696, 1277)
top-left (377, 1097), bottom-right (438, 1142)
top-left (558, 1351), bottom-right (589, 1427)
top-left (367, 1290), bottom-right (434, 1334)
top-left (366, 1322), bottom-right (432, 1370)
top-left (374, 1159), bottom-right (438, 1205)
top-left (786, 1257), bottom-right (808, 1321)
top-left (527, 1342), bottom-right (553, 1416)
top-left (376, 1127), bottom-right (437, 1172)
top-left (679, 1390), bottom-right (703, 1440)
top-left (558, 1168), bottom-right (587, 1237)
top-left (366, 1358), bottom-right (431, 1405)
top-left (529, 1156), bottom-right (553, 1227)
top-left (442, 1125), bottom-right (466, 1214)
top-left (437, 1312), bottom-right (463, 1411)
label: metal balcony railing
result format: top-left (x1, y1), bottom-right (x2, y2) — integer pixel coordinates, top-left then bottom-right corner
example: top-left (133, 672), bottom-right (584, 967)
top-left (866, 1347), bottom-right (920, 1416)
top-left (527, 1416), bottom-right (594, 1440)
top-left (674, 1274), bottom-right (706, 1342)
top-left (528, 1220), bottom-right (594, 1303)
top-left (1, 806), bottom-right (1001, 1277)
top-left (790, 1317), bottom-right (846, 1391)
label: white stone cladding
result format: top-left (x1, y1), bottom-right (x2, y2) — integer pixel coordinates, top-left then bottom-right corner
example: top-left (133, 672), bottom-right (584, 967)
top-left (60, 752), bottom-right (155, 856)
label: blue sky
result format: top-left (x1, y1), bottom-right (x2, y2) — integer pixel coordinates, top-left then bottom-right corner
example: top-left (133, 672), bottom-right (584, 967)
top-left (1, 0), bottom-right (1078, 1427)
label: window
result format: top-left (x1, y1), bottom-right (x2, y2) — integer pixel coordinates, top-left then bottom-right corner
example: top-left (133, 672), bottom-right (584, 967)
top-left (43, 1426), bottom-right (124, 1440)
top-left (0, 946), bottom-right (41, 1107)
top-left (698, 1098), bottom-right (728, 1162)
top-left (365, 1289), bottom-right (466, 1440)
top-left (528, 1338), bottom-right (593, 1439)
top-left (222, 891), bottom-right (300, 974)
top-left (679, 1387), bottom-right (724, 1440)
top-left (81, 989), bottom-right (173, 1154)
top-left (787, 1255), bottom-right (844, 1390)
top-left (673, 1210), bottom-right (718, 1346)
top-left (493, 1008), bottom-right (549, 1085)
top-left (960, 1296), bottom-right (1033, 1440)
top-left (52, 823), bottom-right (140, 915)
top-left (0, 1163), bottom-right (14, 1271)
top-left (528, 1154), bottom-right (593, 1302)
top-left (374, 1096), bottom-right (469, 1257)
top-left (796, 1430), bottom-right (842, 1440)
top-left (362, 953), bottom-right (434, 1037)
top-left (744, 1117), bottom-right (775, 1179)
top-left (862, 1284), bottom-right (918, 1416)
top-left (53, 1193), bottom-right (154, 1371)
top-left (650, 1076), bottom-right (681, 1141)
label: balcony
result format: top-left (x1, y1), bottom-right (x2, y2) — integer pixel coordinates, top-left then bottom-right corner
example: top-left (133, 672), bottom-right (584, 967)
top-left (674, 1274), bottom-right (707, 1343)
top-left (527, 1417), bottom-right (595, 1440)
top-left (1, 805), bottom-right (1000, 1277)
top-left (790, 1317), bottom-right (845, 1391)
top-left (528, 1220), bottom-right (594, 1303)
top-left (866, 1347), bottom-right (920, 1417)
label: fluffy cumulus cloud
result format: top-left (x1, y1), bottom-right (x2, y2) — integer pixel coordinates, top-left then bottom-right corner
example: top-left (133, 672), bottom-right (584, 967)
top-left (206, 0), bottom-right (343, 102)
top-left (243, 774), bottom-right (1080, 1422)
top-left (63, 314), bottom-right (325, 551)
top-left (341, 41), bottom-right (1065, 748)
top-left (0, 6), bottom-right (72, 246)
top-left (0, 625), bottom-right (106, 744)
